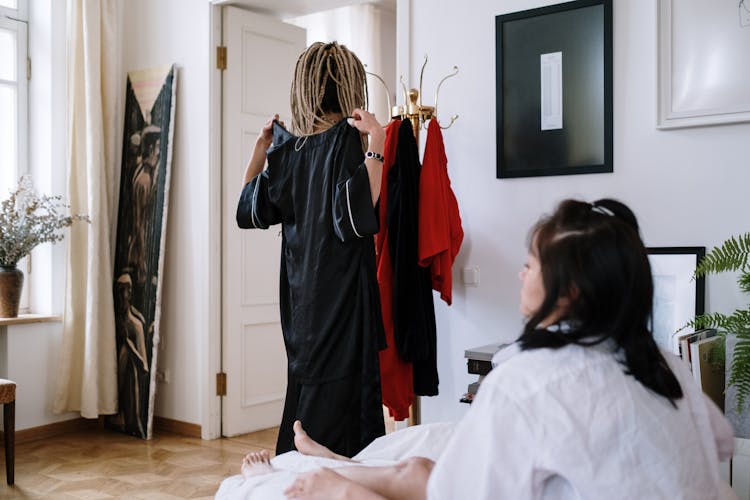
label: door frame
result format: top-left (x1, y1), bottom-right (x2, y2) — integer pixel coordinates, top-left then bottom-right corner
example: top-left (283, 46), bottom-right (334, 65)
top-left (205, 2), bottom-right (223, 440)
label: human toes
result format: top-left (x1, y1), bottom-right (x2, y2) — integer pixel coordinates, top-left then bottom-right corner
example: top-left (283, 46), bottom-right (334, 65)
top-left (293, 420), bottom-right (306, 436)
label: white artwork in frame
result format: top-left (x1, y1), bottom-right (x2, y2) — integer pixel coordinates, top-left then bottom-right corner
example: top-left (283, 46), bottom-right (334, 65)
top-left (647, 247), bottom-right (705, 355)
top-left (657, 0), bottom-right (750, 128)
top-left (540, 51), bottom-right (563, 131)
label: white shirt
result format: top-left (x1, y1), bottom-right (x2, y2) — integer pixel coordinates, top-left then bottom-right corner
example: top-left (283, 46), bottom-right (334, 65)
top-left (427, 342), bottom-right (734, 500)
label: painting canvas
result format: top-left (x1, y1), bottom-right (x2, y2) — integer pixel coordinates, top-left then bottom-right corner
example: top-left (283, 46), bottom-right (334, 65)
top-left (109, 64), bottom-right (177, 439)
top-left (647, 247), bottom-right (705, 355)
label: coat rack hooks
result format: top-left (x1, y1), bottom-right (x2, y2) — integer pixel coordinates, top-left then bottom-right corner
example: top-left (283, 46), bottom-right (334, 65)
top-left (399, 75), bottom-right (409, 108)
top-left (390, 56), bottom-right (459, 138)
top-left (365, 69), bottom-right (393, 121)
top-left (434, 66), bottom-right (459, 129)
top-left (418, 54), bottom-right (428, 107)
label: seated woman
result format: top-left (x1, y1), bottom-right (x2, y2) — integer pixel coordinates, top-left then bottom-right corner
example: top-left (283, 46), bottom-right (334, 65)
top-left (236, 199), bottom-right (735, 500)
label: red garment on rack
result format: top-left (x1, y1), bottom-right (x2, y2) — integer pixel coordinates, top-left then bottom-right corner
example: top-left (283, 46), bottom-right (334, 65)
top-left (376, 119), bottom-right (413, 421)
top-left (418, 118), bottom-right (464, 305)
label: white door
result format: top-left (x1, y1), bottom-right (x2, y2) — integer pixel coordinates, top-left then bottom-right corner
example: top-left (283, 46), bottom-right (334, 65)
top-left (221, 6), bottom-right (305, 437)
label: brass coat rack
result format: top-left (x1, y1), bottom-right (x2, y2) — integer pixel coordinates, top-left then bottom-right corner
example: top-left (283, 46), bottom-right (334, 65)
top-left (392, 55), bottom-right (458, 141)
top-left (367, 55), bottom-right (458, 140)
top-left (367, 56), bottom-right (458, 427)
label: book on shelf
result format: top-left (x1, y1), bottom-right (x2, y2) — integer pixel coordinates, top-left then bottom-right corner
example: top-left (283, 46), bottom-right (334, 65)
top-left (467, 358), bottom-right (492, 376)
top-left (674, 328), bottom-right (717, 371)
top-left (464, 342), bottom-right (510, 375)
top-left (689, 336), bottom-right (725, 411)
top-left (461, 342), bottom-right (510, 404)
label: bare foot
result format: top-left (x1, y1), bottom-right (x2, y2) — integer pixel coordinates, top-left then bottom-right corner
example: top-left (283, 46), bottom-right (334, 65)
top-left (293, 420), bottom-right (351, 462)
top-left (241, 449), bottom-right (274, 478)
top-left (283, 468), bottom-right (362, 500)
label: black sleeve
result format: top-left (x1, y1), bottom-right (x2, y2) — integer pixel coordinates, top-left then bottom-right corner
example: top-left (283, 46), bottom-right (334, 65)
top-left (236, 170), bottom-right (281, 229)
top-left (331, 131), bottom-right (379, 242)
top-left (332, 163), bottom-right (379, 241)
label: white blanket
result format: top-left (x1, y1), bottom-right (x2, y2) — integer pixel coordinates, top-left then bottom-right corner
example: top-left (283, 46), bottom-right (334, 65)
top-left (215, 422), bottom-right (455, 500)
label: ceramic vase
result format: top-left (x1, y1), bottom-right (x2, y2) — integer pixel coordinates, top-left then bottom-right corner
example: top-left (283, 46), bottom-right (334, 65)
top-left (0, 266), bottom-right (24, 318)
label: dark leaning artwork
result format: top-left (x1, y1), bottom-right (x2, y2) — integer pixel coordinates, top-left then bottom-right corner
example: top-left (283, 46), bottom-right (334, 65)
top-left (109, 65), bottom-right (177, 439)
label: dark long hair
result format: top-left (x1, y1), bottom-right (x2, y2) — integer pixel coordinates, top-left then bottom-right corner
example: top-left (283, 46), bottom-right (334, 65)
top-left (518, 199), bottom-right (683, 406)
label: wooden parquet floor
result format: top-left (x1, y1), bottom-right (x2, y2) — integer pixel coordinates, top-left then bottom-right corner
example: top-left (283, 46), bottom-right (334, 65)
top-left (0, 426), bottom-right (279, 499)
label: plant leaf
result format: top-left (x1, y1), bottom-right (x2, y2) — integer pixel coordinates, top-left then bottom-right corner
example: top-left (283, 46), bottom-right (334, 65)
top-left (695, 233), bottom-right (750, 277)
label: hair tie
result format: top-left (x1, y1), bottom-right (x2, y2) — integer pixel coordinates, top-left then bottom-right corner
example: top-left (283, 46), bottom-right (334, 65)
top-left (591, 204), bottom-right (615, 217)
top-left (542, 320), bottom-right (580, 334)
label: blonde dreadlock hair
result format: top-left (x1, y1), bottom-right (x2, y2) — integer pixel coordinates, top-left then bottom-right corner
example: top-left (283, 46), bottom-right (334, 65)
top-left (290, 41), bottom-right (368, 147)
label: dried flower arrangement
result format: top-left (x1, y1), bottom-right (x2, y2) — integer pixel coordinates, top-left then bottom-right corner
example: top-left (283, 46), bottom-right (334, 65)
top-left (0, 176), bottom-right (89, 268)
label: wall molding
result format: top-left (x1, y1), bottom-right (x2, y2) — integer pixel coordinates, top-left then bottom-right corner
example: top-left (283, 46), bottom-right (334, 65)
top-left (4, 418), bottom-right (99, 445)
top-left (1, 416), bottom-right (202, 444)
top-left (153, 416), bottom-right (202, 439)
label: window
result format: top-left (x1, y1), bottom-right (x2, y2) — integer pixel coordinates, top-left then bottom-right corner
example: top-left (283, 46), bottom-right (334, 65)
top-left (1, 0), bottom-right (28, 312)
top-left (0, 0), bottom-right (27, 195)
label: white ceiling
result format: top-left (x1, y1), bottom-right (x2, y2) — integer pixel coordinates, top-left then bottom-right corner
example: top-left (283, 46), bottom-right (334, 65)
top-left (211, 0), bottom-right (397, 19)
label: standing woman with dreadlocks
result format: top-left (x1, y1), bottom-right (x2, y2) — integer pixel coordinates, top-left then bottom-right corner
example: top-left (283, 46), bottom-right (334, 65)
top-left (236, 42), bottom-right (387, 456)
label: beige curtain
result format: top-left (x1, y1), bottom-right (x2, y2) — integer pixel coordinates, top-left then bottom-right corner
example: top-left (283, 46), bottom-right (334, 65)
top-left (54, 0), bottom-right (122, 417)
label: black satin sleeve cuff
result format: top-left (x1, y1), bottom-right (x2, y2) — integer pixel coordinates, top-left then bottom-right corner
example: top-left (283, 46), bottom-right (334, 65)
top-left (236, 170), bottom-right (280, 229)
top-left (332, 163), bottom-right (379, 241)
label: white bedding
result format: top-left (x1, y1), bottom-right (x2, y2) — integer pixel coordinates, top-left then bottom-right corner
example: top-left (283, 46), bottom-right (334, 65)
top-left (214, 422), bottom-right (455, 500)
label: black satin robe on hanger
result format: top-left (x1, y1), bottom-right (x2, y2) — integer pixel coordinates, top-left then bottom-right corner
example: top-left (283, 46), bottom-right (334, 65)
top-left (236, 119), bottom-right (385, 457)
top-left (387, 120), bottom-right (438, 396)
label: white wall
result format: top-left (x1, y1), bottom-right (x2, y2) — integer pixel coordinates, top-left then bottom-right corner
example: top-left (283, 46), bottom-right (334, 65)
top-left (122, 0), bottom-right (211, 426)
top-left (0, 323), bottom-right (79, 429)
top-left (407, 0), bottom-right (750, 423)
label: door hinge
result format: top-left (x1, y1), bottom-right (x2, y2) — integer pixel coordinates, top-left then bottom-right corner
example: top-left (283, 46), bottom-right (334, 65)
top-left (216, 372), bottom-right (227, 396)
top-left (216, 46), bottom-right (227, 70)
top-left (27, 57), bottom-right (31, 80)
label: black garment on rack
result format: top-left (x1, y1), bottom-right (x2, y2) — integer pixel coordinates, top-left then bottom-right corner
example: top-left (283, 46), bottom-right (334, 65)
top-left (236, 119), bottom-right (386, 456)
top-left (387, 119), bottom-right (439, 396)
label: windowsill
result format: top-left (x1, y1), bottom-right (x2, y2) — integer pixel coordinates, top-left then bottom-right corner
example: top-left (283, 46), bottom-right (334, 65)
top-left (0, 314), bottom-right (63, 326)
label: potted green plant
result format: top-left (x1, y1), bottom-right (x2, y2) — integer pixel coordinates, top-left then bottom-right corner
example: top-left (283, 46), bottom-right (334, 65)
top-left (0, 176), bottom-right (88, 317)
top-left (688, 233), bottom-right (750, 416)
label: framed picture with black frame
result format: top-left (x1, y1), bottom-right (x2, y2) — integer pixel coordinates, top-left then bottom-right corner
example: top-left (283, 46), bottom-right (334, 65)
top-left (647, 247), bottom-right (706, 355)
top-left (495, 0), bottom-right (613, 178)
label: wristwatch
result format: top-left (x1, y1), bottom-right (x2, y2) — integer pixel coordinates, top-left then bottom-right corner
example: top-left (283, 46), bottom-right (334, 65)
top-left (365, 151), bottom-right (385, 163)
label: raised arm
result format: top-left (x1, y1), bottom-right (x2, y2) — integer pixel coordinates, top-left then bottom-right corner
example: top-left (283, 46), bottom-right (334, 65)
top-left (348, 108), bottom-right (385, 206)
top-left (242, 114), bottom-right (282, 188)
